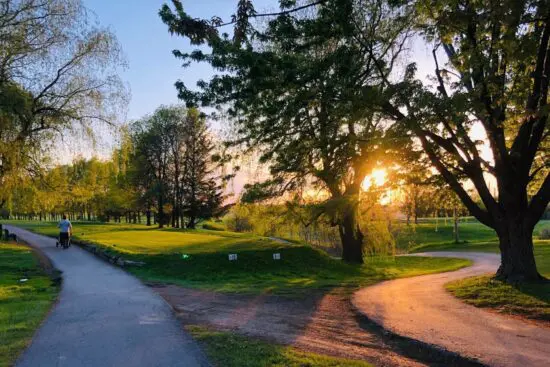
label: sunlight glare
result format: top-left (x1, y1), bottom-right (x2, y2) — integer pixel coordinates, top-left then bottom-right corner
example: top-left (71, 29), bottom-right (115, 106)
top-left (362, 168), bottom-right (387, 191)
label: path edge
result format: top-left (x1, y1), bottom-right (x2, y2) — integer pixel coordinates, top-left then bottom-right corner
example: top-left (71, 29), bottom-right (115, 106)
top-left (350, 299), bottom-right (487, 367)
top-left (7, 233), bottom-right (63, 367)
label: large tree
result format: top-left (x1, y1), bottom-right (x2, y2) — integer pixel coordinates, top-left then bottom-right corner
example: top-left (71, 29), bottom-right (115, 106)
top-left (181, 108), bottom-right (223, 229)
top-left (160, 0), bottom-right (411, 263)
top-left (0, 0), bottom-right (126, 207)
top-left (382, 0), bottom-right (549, 281)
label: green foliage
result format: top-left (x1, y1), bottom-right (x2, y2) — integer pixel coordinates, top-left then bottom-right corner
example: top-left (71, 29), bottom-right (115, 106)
top-left (0, 0), bottom-right (126, 208)
top-left (160, 0), bottom-right (413, 263)
top-left (0, 243), bottom-right (58, 366)
top-left (131, 106), bottom-right (226, 228)
top-left (186, 325), bottom-right (374, 367)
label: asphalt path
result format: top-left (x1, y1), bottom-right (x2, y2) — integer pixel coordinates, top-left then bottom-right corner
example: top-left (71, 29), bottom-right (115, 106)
top-left (7, 225), bottom-right (209, 367)
top-left (352, 252), bottom-right (550, 367)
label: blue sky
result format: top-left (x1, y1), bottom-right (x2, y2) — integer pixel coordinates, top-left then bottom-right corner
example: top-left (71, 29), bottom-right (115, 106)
top-left (84, 0), bottom-right (275, 121)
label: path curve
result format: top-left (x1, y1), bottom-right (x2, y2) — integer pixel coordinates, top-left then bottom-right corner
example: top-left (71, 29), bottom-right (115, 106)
top-left (7, 225), bottom-right (209, 367)
top-left (352, 252), bottom-right (550, 367)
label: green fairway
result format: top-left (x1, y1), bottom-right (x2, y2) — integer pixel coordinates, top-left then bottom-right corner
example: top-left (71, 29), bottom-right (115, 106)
top-left (187, 325), bottom-right (373, 367)
top-left (4, 220), bottom-right (470, 294)
top-left (400, 219), bottom-right (550, 252)
top-left (0, 243), bottom-right (59, 366)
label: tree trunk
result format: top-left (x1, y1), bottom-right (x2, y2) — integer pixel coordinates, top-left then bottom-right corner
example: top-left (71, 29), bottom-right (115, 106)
top-left (453, 207), bottom-right (459, 243)
top-left (338, 211), bottom-right (364, 264)
top-left (495, 218), bottom-right (543, 282)
top-left (187, 215), bottom-right (196, 229)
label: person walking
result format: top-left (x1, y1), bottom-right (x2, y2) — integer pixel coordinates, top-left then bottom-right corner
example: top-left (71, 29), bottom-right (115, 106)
top-left (57, 215), bottom-right (73, 248)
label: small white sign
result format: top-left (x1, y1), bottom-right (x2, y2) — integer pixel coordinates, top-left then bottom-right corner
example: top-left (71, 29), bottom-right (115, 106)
top-left (228, 254), bottom-right (238, 261)
top-left (273, 253), bottom-right (281, 260)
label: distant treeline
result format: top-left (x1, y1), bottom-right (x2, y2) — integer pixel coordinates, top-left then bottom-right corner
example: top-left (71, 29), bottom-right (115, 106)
top-left (1, 106), bottom-right (227, 228)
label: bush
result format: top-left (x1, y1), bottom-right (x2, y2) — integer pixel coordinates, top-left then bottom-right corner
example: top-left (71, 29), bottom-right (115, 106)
top-left (202, 222), bottom-right (225, 231)
top-left (539, 228), bottom-right (550, 240)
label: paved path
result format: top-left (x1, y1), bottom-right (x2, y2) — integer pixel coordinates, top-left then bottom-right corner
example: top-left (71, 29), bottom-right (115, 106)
top-left (352, 252), bottom-right (550, 367)
top-left (7, 225), bottom-right (209, 367)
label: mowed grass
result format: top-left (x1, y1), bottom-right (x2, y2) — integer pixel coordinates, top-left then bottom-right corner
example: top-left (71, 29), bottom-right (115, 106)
top-left (0, 243), bottom-right (58, 366)
top-left (187, 325), bottom-right (373, 367)
top-left (4, 220), bottom-right (470, 294)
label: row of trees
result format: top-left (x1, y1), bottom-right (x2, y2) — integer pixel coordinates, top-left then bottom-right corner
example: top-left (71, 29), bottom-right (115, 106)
top-left (161, 0), bottom-right (550, 281)
top-left (2, 106), bottom-right (227, 228)
top-left (130, 106), bottom-right (227, 228)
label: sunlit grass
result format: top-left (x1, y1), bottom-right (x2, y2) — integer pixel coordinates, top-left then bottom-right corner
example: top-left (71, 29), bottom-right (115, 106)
top-left (80, 230), bottom-right (285, 255)
top-left (446, 276), bottom-right (550, 322)
top-left (0, 243), bottom-right (58, 366)
top-left (5, 220), bottom-right (470, 294)
top-left (397, 220), bottom-right (550, 251)
top-left (186, 325), bottom-right (374, 367)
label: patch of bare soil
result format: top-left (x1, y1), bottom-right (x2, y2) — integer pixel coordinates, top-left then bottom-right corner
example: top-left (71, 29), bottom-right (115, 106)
top-left (153, 285), bottom-right (430, 367)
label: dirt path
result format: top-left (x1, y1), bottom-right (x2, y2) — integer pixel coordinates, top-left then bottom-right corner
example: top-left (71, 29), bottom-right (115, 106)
top-left (353, 252), bottom-right (550, 367)
top-left (154, 284), bottom-right (482, 367)
top-left (6, 226), bottom-right (209, 367)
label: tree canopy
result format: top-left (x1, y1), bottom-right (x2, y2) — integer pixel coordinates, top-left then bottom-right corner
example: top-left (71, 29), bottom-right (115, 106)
top-left (161, 0), bottom-right (549, 279)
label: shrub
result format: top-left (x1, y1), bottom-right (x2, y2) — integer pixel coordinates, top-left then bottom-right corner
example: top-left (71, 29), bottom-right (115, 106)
top-left (539, 228), bottom-right (550, 240)
top-left (202, 222), bottom-right (225, 231)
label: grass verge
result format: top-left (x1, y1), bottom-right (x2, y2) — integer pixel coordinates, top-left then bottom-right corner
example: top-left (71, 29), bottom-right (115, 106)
top-left (186, 325), bottom-right (373, 367)
top-left (446, 276), bottom-right (550, 322)
top-left (0, 243), bottom-right (59, 366)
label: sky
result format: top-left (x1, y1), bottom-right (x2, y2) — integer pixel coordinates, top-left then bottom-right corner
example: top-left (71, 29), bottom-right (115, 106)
top-left (84, 0), bottom-right (275, 121)
top-left (74, 1), bottom-right (493, 195)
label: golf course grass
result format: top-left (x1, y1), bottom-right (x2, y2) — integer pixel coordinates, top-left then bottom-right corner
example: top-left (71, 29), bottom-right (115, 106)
top-left (186, 325), bottom-right (373, 367)
top-left (0, 243), bottom-right (59, 366)
top-left (4, 220), bottom-right (471, 294)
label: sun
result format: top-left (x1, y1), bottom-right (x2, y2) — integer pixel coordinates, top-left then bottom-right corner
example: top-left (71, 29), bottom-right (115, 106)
top-left (361, 168), bottom-right (387, 191)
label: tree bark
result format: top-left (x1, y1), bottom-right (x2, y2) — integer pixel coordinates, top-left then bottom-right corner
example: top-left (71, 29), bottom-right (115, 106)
top-left (338, 211), bottom-right (364, 264)
top-left (495, 218), bottom-right (543, 282)
top-left (453, 207), bottom-right (459, 243)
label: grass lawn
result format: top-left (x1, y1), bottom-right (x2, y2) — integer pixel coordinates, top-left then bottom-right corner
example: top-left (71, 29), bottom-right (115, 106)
top-left (0, 243), bottom-right (59, 366)
top-left (186, 325), bottom-right (373, 367)
top-left (4, 220), bottom-right (471, 294)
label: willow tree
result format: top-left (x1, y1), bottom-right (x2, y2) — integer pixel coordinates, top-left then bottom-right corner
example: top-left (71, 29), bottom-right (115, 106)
top-left (160, 0), bottom-right (412, 263)
top-left (383, 0), bottom-right (550, 281)
top-left (0, 0), bottom-right (126, 207)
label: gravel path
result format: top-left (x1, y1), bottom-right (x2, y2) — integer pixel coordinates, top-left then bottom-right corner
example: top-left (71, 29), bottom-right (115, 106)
top-left (7, 225), bottom-right (209, 367)
top-left (352, 252), bottom-right (550, 367)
